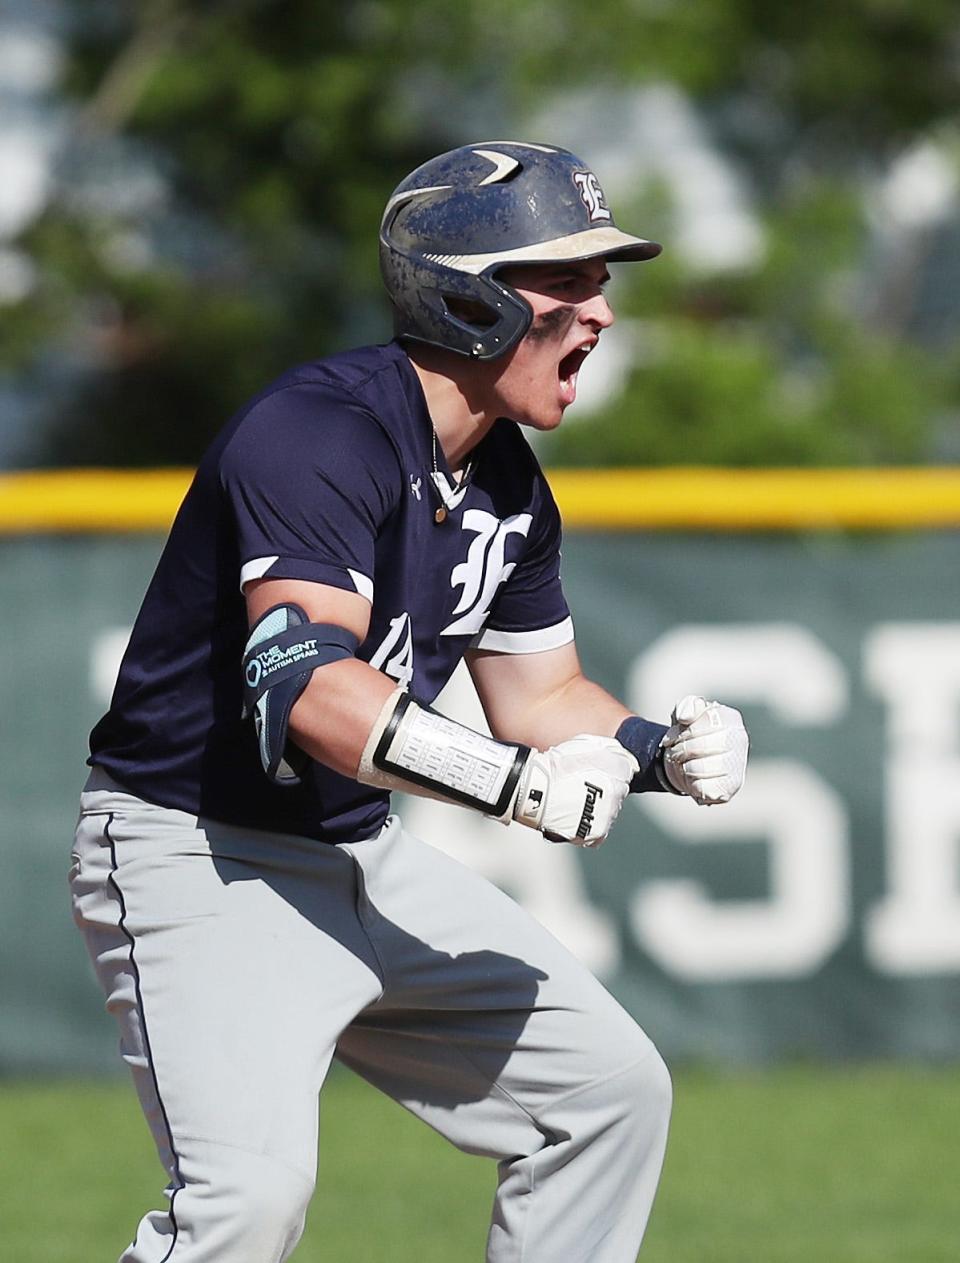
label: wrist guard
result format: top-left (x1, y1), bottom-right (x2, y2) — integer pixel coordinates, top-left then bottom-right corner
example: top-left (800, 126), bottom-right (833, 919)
top-left (358, 691), bottom-right (638, 845)
top-left (615, 715), bottom-right (678, 794)
top-left (358, 688), bottom-right (532, 819)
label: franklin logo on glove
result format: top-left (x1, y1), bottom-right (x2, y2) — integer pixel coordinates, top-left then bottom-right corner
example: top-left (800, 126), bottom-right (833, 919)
top-left (577, 781), bottom-right (604, 840)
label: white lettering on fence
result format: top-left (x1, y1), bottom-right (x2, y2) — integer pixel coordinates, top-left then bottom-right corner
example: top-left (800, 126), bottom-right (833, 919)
top-left (89, 620), bottom-right (960, 981)
top-left (864, 623), bottom-right (960, 974)
top-left (627, 625), bottom-right (850, 980)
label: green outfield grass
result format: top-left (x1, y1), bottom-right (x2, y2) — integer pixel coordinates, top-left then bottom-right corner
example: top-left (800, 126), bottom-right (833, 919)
top-left (4, 1063), bottom-right (959, 1261)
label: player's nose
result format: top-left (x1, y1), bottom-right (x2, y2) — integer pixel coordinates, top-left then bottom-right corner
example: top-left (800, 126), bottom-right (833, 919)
top-left (579, 291), bottom-right (614, 331)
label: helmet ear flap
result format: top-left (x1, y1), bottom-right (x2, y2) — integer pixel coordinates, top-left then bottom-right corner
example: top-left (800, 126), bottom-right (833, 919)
top-left (389, 257), bottom-right (532, 360)
top-left (447, 274), bottom-right (532, 360)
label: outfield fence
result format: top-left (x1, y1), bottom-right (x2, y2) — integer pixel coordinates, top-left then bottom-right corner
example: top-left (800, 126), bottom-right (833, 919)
top-left (3, 469), bottom-right (959, 1071)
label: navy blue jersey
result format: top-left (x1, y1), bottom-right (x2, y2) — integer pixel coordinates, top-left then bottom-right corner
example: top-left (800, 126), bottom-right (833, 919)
top-left (90, 341), bottom-right (572, 844)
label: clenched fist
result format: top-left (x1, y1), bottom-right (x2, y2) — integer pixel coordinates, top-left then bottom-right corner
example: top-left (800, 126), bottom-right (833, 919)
top-left (660, 696), bottom-right (748, 805)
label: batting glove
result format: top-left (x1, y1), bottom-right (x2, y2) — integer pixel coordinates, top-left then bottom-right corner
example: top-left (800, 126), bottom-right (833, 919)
top-left (511, 734), bottom-right (639, 847)
top-left (660, 695), bottom-right (748, 805)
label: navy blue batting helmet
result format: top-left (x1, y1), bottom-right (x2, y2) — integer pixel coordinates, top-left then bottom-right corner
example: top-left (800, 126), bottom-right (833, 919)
top-left (379, 141), bottom-right (661, 361)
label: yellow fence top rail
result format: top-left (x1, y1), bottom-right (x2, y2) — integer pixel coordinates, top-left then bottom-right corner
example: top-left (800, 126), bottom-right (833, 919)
top-left (0, 467), bottom-right (959, 533)
top-left (549, 467), bottom-right (960, 529)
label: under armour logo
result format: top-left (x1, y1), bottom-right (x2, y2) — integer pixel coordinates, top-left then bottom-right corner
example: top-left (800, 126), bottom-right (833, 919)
top-left (573, 171), bottom-right (611, 222)
top-left (410, 475), bottom-right (422, 500)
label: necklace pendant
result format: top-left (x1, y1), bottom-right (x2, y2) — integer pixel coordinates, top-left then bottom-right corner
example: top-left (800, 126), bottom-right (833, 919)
top-left (434, 506), bottom-right (448, 525)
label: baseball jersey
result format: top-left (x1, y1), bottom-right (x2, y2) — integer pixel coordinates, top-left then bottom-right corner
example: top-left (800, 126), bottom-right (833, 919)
top-left (89, 340), bottom-right (573, 845)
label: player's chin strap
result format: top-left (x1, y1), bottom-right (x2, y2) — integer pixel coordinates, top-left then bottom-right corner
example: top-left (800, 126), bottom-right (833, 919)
top-left (242, 604), bottom-right (359, 786)
top-left (357, 687), bottom-right (552, 830)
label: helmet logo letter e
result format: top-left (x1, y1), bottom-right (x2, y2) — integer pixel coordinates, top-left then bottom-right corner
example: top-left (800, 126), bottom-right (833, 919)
top-left (573, 171), bottom-right (611, 222)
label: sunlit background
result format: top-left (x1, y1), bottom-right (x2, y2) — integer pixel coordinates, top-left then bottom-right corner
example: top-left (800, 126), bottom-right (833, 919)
top-left (2, 0), bottom-right (959, 468)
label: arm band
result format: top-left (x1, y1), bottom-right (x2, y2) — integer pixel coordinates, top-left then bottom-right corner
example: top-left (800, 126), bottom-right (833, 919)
top-left (615, 715), bottom-right (677, 794)
top-left (242, 603), bottom-right (358, 786)
top-left (358, 688), bottom-right (531, 819)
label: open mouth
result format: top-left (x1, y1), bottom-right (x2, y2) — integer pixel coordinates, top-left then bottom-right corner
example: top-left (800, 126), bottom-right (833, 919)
top-left (558, 344), bottom-right (594, 404)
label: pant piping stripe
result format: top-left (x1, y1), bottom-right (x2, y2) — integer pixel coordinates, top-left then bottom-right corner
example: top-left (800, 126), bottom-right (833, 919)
top-left (105, 812), bottom-right (184, 1262)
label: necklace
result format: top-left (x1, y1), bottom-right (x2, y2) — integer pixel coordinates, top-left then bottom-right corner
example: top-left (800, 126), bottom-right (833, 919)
top-left (430, 427), bottom-right (473, 525)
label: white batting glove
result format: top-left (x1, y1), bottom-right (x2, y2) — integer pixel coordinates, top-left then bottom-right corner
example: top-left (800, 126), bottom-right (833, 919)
top-left (660, 696), bottom-right (748, 805)
top-left (511, 734), bottom-right (639, 847)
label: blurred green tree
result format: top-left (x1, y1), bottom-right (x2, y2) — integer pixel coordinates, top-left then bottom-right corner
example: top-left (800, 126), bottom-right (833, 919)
top-left (3, 0), bottom-right (959, 466)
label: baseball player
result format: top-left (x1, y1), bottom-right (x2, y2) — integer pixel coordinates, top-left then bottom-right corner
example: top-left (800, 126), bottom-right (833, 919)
top-left (71, 141), bottom-right (748, 1262)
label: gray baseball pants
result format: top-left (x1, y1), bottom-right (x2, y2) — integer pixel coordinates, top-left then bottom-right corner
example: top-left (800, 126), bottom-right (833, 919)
top-left (71, 770), bottom-right (671, 1262)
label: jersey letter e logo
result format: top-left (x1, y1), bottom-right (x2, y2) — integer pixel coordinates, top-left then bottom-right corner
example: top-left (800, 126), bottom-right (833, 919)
top-left (441, 510), bottom-right (532, 637)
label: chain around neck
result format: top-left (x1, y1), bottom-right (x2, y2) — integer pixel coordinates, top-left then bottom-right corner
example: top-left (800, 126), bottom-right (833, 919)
top-left (430, 425), bottom-right (475, 523)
